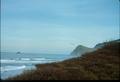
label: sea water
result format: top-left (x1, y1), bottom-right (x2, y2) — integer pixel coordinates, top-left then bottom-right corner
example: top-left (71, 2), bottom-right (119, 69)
top-left (0, 52), bottom-right (73, 80)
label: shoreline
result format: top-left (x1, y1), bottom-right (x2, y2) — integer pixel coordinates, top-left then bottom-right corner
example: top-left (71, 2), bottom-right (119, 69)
top-left (1, 55), bottom-right (74, 80)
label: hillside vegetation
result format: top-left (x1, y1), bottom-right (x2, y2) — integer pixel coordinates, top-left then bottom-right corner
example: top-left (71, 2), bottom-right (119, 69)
top-left (8, 40), bottom-right (120, 80)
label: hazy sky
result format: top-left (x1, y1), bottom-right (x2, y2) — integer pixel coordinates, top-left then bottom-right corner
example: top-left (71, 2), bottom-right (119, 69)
top-left (1, 0), bottom-right (119, 54)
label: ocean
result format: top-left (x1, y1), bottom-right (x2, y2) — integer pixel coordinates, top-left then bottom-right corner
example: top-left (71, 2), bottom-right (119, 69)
top-left (0, 52), bottom-right (73, 80)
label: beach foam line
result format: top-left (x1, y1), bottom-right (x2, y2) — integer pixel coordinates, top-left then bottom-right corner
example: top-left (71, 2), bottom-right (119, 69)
top-left (1, 59), bottom-right (56, 64)
top-left (1, 65), bottom-right (26, 72)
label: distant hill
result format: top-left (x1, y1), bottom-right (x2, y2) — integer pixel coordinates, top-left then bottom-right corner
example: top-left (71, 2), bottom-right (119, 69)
top-left (71, 45), bottom-right (94, 56)
top-left (71, 39), bottom-right (120, 56)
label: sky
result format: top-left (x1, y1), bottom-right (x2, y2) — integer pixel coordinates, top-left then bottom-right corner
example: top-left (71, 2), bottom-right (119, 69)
top-left (1, 0), bottom-right (119, 54)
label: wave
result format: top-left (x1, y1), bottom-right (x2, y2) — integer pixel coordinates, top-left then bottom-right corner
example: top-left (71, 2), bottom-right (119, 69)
top-left (1, 65), bottom-right (26, 72)
top-left (1, 58), bottom-right (56, 64)
top-left (1, 57), bottom-right (46, 61)
top-left (20, 58), bottom-right (31, 61)
top-left (1, 59), bottom-right (16, 63)
top-left (31, 58), bottom-right (46, 61)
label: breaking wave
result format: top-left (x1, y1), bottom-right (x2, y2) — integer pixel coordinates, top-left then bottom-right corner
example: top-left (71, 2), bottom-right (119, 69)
top-left (1, 65), bottom-right (26, 72)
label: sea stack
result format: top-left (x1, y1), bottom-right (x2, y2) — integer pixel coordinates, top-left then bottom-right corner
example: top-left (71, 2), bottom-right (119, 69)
top-left (16, 52), bottom-right (21, 55)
